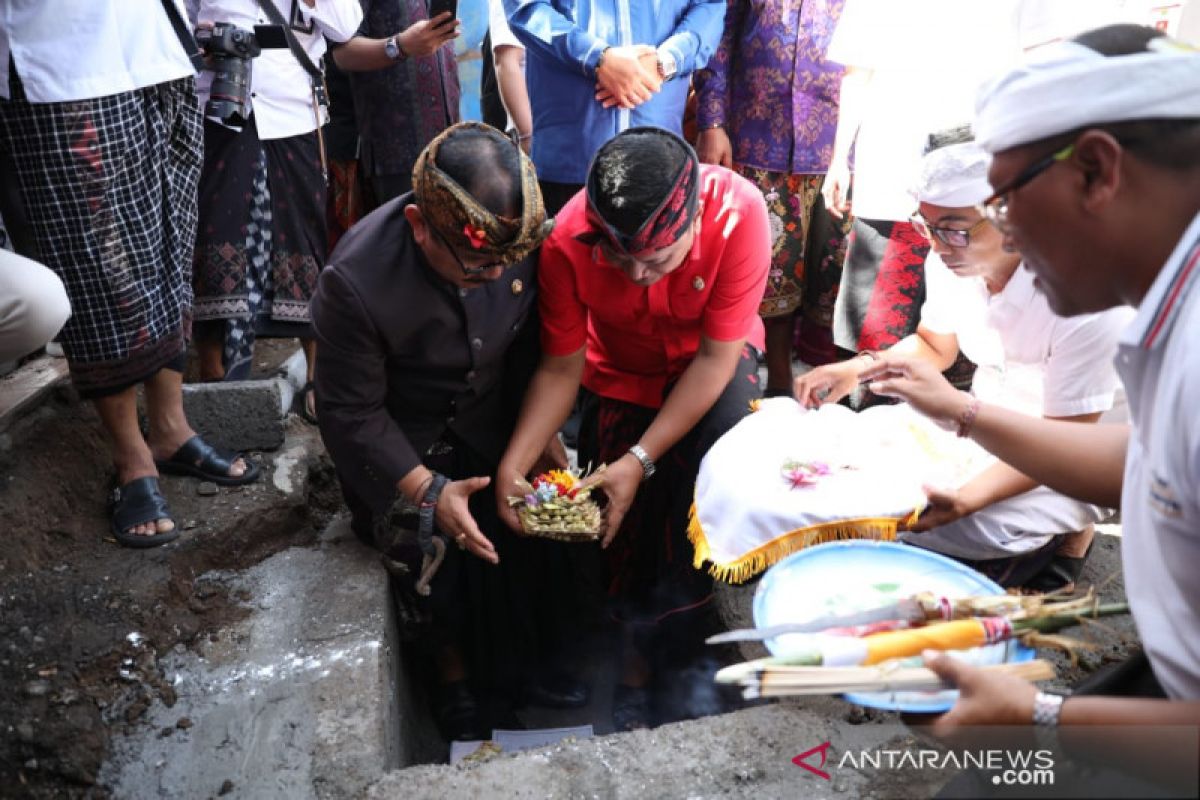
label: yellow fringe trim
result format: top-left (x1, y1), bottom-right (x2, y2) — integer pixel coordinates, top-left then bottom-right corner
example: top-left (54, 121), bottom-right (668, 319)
top-left (687, 503), bottom-right (923, 585)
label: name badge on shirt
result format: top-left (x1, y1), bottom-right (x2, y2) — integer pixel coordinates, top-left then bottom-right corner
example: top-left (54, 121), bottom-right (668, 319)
top-left (1149, 473), bottom-right (1183, 519)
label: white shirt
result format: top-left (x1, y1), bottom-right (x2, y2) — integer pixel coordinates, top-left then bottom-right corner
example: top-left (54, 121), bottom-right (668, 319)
top-left (826, 0), bottom-right (1023, 221)
top-left (824, 0), bottom-right (1153, 222)
top-left (193, 0), bottom-right (362, 140)
top-left (920, 256), bottom-right (1132, 418)
top-left (488, 0), bottom-right (524, 133)
top-left (488, 0), bottom-right (522, 51)
top-left (1115, 210), bottom-right (1200, 700)
top-left (0, 0), bottom-right (195, 102)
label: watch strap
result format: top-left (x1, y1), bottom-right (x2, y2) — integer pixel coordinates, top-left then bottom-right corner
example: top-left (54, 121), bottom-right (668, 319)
top-left (628, 444), bottom-right (656, 481)
top-left (416, 472), bottom-right (449, 557)
top-left (1032, 691), bottom-right (1064, 727)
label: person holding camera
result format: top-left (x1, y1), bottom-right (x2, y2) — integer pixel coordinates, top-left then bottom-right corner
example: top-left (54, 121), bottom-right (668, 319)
top-left (0, 0), bottom-right (261, 547)
top-left (188, 0), bottom-right (362, 414)
top-left (329, 1), bottom-right (462, 205)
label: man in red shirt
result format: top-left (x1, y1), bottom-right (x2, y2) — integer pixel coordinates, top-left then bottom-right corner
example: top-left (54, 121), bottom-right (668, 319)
top-left (497, 127), bottom-right (770, 731)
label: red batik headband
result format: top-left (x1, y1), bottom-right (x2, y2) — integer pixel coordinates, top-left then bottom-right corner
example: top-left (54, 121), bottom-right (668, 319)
top-left (579, 127), bottom-right (701, 256)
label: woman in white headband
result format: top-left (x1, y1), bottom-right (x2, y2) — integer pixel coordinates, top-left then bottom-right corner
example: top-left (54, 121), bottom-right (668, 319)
top-left (795, 128), bottom-right (1132, 590)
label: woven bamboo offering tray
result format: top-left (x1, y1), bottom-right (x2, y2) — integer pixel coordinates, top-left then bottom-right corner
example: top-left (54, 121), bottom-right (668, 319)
top-left (506, 465), bottom-right (606, 542)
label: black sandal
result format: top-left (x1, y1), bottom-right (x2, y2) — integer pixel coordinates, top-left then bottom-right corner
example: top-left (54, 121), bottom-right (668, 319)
top-left (1024, 539), bottom-right (1096, 593)
top-left (110, 476), bottom-right (179, 548)
top-left (154, 435), bottom-right (260, 486)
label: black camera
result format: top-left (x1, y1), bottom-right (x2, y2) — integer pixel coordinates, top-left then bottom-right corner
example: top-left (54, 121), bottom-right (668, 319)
top-left (195, 23), bottom-right (286, 127)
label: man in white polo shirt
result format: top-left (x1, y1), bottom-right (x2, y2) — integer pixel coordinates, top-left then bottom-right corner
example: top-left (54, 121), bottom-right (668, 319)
top-left (859, 23), bottom-right (1199, 784)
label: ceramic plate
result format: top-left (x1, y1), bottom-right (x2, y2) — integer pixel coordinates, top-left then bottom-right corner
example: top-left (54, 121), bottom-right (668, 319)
top-left (752, 540), bottom-right (1034, 713)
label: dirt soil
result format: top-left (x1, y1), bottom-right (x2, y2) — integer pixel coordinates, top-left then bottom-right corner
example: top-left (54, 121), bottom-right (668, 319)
top-left (0, 388), bottom-right (339, 797)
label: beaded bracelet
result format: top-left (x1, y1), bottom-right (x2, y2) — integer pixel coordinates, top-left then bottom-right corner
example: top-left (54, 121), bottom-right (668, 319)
top-left (956, 394), bottom-right (982, 438)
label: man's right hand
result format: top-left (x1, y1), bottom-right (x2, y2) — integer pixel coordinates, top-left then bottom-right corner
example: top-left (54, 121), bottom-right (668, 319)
top-left (697, 126), bottom-right (733, 168)
top-left (793, 361), bottom-right (861, 408)
top-left (494, 465), bottom-right (526, 535)
top-left (434, 476), bottom-right (499, 564)
top-left (399, 12), bottom-right (459, 58)
top-left (859, 354), bottom-right (971, 432)
top-left (595, 45), bottom-right (661, 110)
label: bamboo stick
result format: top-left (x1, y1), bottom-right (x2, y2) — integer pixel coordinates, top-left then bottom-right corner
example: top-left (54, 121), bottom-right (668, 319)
top-left (739, 660), bottom-right (1056, 699)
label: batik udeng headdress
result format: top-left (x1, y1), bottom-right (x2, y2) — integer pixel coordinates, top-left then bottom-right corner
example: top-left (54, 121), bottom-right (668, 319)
top-left (412, 121), bottom-right (553, 265)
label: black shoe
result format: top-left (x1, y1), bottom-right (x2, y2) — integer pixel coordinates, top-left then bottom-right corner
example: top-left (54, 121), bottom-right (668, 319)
top-left (523, 671), bottom-right (591, 709)
top-left (435, 680), bottom-right (486, 741)
top-left (612, 684), bottom-right (651, 732)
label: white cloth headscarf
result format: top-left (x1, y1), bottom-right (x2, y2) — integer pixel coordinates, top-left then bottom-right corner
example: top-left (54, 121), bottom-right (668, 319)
top-left (911, 140), bottom-right (993, 207)
top-left (975, 35), bottom-right (1200, 153)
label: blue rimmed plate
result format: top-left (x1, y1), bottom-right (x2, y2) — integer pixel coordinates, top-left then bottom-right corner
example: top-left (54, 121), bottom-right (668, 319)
top-left (752, 540), bottom-right (1034, 713)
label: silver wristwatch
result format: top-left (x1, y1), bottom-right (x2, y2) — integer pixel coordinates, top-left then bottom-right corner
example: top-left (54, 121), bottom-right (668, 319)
top-left (384, 35), bottom-right (407, 62)
top-left (656, 48), bottom-right (678, 81)
top-left (1032, 691), bottom-right (1064, 727)
top-left (628, 444), bottom-right (656, 481)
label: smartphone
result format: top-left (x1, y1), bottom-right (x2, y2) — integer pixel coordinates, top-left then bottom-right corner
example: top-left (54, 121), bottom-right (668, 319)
top-left (428, 0), bottom-right (458, 21)
top-left (253, 24), bottom-right (289, 50)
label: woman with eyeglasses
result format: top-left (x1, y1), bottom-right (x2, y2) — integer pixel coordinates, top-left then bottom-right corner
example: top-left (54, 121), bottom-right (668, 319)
top-left (793, 129), bottom-right (1133, 590)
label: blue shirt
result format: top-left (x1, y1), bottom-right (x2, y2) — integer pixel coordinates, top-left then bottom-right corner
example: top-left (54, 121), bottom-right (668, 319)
top-left (503, 0), bottom-right (725, 184)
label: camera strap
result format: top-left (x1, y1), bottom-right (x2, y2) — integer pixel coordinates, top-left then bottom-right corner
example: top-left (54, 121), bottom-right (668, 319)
top-left (158, 0), bottom-right (206, 73)
top-left (253, 0), bottom-right (325, 85)
top-left (253, 0), bottom-right (330, 184)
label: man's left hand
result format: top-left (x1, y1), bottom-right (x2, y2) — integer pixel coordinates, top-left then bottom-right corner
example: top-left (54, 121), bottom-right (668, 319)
top-left (904, 484), bottom-right (978, 533)
top-left (579, 453), bottom-right (642, 548)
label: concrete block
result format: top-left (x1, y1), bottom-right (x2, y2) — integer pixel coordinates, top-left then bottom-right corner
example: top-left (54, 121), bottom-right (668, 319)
top-left (182, 378), bottom-right (286, 452)
top-left (100, 519), bottom-right (402, 799)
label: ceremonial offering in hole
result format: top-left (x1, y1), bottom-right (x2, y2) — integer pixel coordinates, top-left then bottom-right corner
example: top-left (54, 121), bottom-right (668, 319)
top-left (690, 398), bottom-right (991, 582)
top-left (507, 466), bottom-right (606, 541)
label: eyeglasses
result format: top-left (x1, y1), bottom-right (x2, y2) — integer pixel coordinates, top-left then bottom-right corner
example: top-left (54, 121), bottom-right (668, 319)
top-left (909, 213), bottom-right (990, 248)
top-left (431, 224), bottom-right (504, 277)
top-left (977, 142), bottom-right (1075, 234)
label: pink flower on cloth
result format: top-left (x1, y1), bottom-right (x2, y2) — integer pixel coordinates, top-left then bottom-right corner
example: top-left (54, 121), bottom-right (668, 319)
top-left (781, 460), bottom-right (831, 490)
top-left (463, 224), bottom-right (488, 249)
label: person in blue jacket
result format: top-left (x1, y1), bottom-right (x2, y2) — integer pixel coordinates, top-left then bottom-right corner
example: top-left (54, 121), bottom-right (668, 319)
top-left (503, 0), bottom-right (725, 214)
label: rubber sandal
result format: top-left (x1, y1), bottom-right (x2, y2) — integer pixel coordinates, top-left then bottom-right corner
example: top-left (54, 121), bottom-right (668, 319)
top-left (110, 476), bottom-right (179, 548)
top-left (154, 435), bottom-right (260, 486)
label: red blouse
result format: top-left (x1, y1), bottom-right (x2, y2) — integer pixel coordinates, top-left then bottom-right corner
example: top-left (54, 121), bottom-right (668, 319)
top-left (539, 165), bottom-right (770, 409)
